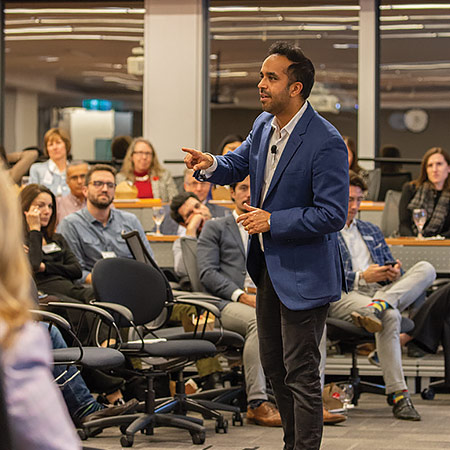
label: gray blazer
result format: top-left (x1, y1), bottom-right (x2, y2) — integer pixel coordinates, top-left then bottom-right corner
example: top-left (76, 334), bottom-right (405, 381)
top-left (160, 201), bottom-right (230, 235)
top-left (197, 214), bottom-right (247, 300)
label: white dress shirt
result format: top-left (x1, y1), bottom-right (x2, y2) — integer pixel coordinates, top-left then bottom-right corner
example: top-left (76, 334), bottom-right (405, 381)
top-left (340, 219), bottom-right (373, 287)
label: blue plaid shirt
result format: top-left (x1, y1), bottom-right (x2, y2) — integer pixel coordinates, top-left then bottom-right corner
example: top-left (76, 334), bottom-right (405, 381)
top-left (338, 219), bottom-right (395, 291)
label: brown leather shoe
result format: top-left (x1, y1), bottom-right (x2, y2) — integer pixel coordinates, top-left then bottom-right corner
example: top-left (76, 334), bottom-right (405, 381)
top-left (80, 398), bottom-right (139, 425)
top-left (323, 406), bottom-right (346, 425)
top-left (247, 401), bottom-right (282, 427)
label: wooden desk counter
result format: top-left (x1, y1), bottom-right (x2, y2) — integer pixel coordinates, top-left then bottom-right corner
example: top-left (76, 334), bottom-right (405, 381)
top-left (360, 201), bottom-right (384, 211)
top-left (386, 237), bottom-right (450, 246)
top-left (113, 198), bottom-right (162, 209)
top-left (146, 234), bottom-right (179, 242)
top-left (386, 237), bottom-right (450, 273)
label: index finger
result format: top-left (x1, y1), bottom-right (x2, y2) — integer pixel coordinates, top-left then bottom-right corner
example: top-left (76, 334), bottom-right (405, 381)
top-left (236, 212), bottom-right (250, 223)
top-left (182, 147), bottom-right (199, 156)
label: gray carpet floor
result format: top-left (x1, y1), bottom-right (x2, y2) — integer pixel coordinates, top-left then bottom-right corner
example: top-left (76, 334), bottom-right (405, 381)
top-left (81, 392), bottom-right (450, 449)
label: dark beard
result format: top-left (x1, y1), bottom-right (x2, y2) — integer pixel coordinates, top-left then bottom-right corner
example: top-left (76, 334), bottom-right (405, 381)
top-left (89, 196), bottom-right (113, 209)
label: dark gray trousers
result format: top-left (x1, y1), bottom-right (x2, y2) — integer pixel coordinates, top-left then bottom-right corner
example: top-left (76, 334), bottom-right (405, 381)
top-left (256, 260), bottom-right (328, 450)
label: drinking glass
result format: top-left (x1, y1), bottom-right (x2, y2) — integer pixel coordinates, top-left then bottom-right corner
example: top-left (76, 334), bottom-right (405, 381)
top-left (336, 382), bottom-right (354, 410)
top-left (412, 208), bottom-right (427, 239)
top-left (152, 207), bottom-right (165, 235)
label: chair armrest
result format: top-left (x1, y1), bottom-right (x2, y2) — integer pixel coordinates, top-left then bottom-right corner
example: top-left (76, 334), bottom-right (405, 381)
top-left (90, 301), bottom-right (135, 323)
top-left (30, 309), bottom-right (71, 331)
top-left (46, 302), bottom-right (116, 327)
top-left (173, 297), bottom-right (221, 319)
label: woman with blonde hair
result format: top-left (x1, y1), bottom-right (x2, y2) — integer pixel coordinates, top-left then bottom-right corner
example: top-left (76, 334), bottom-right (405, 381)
top-left (117, 137), bottom-right (178, 201)
top-left (0, 168), bottom-right (80, 449)
top-left (29, 128), bottom-right (71, 197)
top-left (399, 147), bottom-right (450, 237)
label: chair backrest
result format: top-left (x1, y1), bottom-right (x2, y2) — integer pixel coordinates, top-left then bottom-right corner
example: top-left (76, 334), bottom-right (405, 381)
top-left (92, 258), bottom-right (168, 326)
top-left (365, 168), bottom-right (381, 201)
top-left (179, 237), bottom-right (207, 293)
top-left (378, 172), bottom-right (412, 202)
top-left (380, 189), bottom-right (402, 237)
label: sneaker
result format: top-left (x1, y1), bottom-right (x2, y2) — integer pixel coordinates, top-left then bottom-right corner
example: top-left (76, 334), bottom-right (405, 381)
top-left (368, 350), bottom-right (380, 367)
top-left (407, 342), bottom-right (426, 358)
top-left (80, 398), bottom-right (139, 425)
top-left (247, 401), bottom-right (282, 427)
top-left (351, 306), bottom-right (383, 333)
top-left (392, 396), bottom-right (421, 421)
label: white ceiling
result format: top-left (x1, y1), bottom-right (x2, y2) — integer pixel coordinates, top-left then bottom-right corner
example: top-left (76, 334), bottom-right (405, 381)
top-left (4, 1), bottom-right (450, 111)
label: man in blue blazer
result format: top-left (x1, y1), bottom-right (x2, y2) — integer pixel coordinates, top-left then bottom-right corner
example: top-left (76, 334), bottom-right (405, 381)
top-left (183, 42), bottom-right (348, 450)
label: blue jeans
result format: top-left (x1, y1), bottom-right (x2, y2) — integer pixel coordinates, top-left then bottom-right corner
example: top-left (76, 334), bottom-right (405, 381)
top-left (42, 323), bottom-right (95, 418)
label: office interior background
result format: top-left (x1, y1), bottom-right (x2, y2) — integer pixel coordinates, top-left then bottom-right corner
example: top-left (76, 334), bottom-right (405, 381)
top-left (2, 0), bottom-right (450, 179)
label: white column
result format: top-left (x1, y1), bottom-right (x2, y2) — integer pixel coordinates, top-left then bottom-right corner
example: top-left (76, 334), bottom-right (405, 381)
top-left (358, 0), bottom-right (380, 169)
top-left (143, 0), bottom-right (206, 176)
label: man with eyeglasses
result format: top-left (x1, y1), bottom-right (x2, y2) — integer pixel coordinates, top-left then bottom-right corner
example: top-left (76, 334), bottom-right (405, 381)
top-left (56, 161), bottom-right (89, 223)
top-left (58, 164), bottom-right (154, 284)
top-left (160, 168), bottom-right (230, 235)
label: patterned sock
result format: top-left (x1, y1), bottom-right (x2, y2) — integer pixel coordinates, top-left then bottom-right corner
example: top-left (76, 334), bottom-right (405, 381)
top-left (392, 389), bottom-right (409, 404)
top-left (248, 399), bottom-right (265, 409)
top-left (75, 401), bottom-right (105, 420)
top-left (367, 300), bottom-right (390, 313)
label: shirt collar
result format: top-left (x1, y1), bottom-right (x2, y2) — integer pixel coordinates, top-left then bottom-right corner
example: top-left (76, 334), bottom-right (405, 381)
top-left (271, 100), bottom-right (309, 139)
top-left (343, 218), bottom-right (358, 231)
top-left (81, 206), bottom-right (115, 225)
top-left (48, 159), bottom-right (65, 175)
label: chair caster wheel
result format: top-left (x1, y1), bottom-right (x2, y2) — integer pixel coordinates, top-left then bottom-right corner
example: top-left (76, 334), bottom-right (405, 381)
top-left (190, 431), bottom-right (206, 445)
top-left (77, 429), bottom-right (88, 441)
top-left (215, 417), bottom-right (228, 433)
top-left (120, 425), bottom-right (128, 435)
top-left (421, 388), bottom-right (435, 400)
top-left (232, 412), bottom-right (243, 426)
top-left (120, 434), bottom-right (134, 447)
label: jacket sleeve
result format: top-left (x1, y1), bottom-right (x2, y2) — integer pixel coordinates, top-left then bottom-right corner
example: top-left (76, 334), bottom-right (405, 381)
top-left (399, 183), bottom-right (415, 236)
top-left (27, 230), bottom-right (44, 273)
top-left (42, 234), bottom-right (82, 280)
top-left (197, 221), bottom-right (240, 300)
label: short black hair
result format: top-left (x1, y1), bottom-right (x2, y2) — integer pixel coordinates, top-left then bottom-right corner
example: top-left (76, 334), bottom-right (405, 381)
top-left (349, 170), bottom-right (367, 192)
top-left (268, 41), bottom-right (315, 100)
top-left (170, 192), bottom-right (199, 224)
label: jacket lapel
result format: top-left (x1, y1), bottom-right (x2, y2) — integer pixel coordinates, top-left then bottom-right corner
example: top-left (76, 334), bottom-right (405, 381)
top-left (227, 215), bottom-right (245, 256)
top-left (254, 121), bottom-right (273, 207)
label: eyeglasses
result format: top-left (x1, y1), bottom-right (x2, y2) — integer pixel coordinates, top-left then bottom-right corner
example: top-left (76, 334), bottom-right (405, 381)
top-left (133, 151), bottom-right (152, 158)
top-left (90, 181), bottom-right (116, 189)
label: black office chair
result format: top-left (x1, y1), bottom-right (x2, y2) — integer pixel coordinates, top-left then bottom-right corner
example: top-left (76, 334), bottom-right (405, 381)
top-left (122, 230), bottom-right (246, 417)
top-left (91, 257), bottom-right (222, 447)
top-left (327, 316), bottom-right (414, 406)
top-left (378, 172), bottom-right (412, 202)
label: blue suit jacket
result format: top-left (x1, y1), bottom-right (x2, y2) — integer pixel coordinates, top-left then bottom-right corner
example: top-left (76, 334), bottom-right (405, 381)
top-left (198, 103), bottom-right (349, 310)
top-left (338, 219), bottom-right (397, 292)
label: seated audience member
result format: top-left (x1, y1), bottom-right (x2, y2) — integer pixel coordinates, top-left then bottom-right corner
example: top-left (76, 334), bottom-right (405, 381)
top-left (57, 161), bottom-right (88, 223)
top-left (197, 177), bottom-right (345, 425)
top-left (47, 325), bottom-right (137, 427)
top-left (0, 168), bottom-right (80, 449)
top-left (111, 135), bottom-right (132, 169)
top-left (30, 128), bottom-right (71, 197)
top-left (401, 282), bottom-right (450, 387)
top-left (329, 171), bottom-right (436, 421)
top-left (0, 144), bottom-right (39, 185)
top-left (380, 145), bottom-right (402, 174)
top-left (20, 184), bottom-right (94, 304)
top-left (171, 189), bottom-right (282, 427)
top-left (399, 147), bottom-right (450, 238)
top-left (218, 134), bottom-right (244, 155)
top-left (342, 136), bottom-right (369, 182)
top-left (212, 135), bottom-right (244, 201)
top-left (116, 137), bottom-right (178, 202)
top-left (160, 169), bottom-right (230, 235)
top-left (58, 164), bottom-right (154, 284)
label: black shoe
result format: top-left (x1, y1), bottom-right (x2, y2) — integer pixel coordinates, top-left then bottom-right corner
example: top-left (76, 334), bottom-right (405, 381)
top-left (351, 306), bottom-right (383, 333)
top-left (407, 342), bottom-right (426, 358)
top-left (392, 397), bottom-right (421, 421)
top-left (80, 398), bottom-right (139, 425)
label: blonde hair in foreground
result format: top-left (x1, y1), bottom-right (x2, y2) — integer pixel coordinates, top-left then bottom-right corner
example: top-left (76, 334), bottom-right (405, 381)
top-left (0, 167), bottom-right (31, 348)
